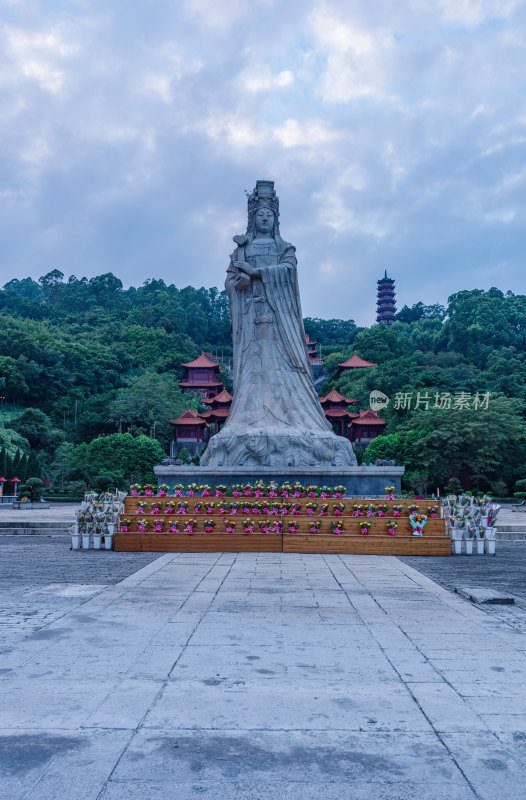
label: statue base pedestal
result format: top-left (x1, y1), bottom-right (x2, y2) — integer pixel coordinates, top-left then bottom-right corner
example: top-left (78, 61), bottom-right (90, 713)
top-left (153, 465), bottom-right (405, 496)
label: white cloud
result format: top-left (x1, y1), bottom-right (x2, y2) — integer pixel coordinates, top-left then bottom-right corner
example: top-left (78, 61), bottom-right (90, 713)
top-left (3, 24), bottom-right (80, 94)
top-left (238, 66), bottom-right (294, 93)
top-left (437, 0), bottom-right (520, 26)
top-left (308, 3), bottom-right (394, 102)
top-left (273, 118), bottom-right (339, 148)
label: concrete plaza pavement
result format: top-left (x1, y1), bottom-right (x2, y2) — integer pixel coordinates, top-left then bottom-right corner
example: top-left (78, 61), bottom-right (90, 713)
top-left (3, 553), bottom-right (526, 799)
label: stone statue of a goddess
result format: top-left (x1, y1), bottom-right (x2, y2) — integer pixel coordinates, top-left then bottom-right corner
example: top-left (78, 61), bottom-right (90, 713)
top-left (200, 180), bottom-right (357, 468)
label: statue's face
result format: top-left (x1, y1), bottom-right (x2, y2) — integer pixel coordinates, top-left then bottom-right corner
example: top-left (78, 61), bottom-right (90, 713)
top-left (255, 207), bottom-right (274, 234)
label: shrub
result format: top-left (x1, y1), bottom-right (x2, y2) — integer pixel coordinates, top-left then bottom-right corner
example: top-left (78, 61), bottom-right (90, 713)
top-left (19, 477), bottom-right (44, 502)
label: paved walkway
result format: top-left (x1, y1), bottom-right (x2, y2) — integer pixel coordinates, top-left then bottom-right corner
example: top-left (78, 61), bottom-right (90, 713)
top-left (0, 504), bottom-right (79, 523)
top-left (2, 553), bottom-right (526, 799)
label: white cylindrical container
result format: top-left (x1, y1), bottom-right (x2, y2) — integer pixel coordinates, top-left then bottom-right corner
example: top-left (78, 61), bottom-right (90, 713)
top-left (93, 533), bottom-right (102, 550)
top-left (476, 538), bottom-right (484, 555)
top-left (71, 533), bottom-right (80, 550)
top-left (464, 539), bottom-right (473, 555)
top-left (452, 539), bottom-right (462, 555)
top-left (81, 533), bottom-right (90, 549)
top-left (104, 535), bottom-right (113, 550)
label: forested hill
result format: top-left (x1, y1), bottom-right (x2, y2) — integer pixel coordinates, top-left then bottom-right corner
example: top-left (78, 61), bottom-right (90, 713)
top-left (0, 271), bottom-right (525, 496)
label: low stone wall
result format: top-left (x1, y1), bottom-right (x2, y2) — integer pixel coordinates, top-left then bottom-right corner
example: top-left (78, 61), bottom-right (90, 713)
top-left (153, 465), bottom-right (405, 496)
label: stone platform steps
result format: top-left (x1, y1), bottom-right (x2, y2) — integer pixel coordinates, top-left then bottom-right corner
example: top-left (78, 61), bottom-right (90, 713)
top-left (0, 521), bottom-right (71, 536)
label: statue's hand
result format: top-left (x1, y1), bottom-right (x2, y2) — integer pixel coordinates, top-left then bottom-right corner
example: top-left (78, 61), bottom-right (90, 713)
top-left (232, 272), bottom-right (250, 291)
top-left (234, 260), bottom-right (260, 278)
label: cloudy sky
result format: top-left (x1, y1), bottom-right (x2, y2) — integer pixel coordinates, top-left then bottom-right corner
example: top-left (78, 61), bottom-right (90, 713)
top-left (1, 0), bottom-right (525, 324)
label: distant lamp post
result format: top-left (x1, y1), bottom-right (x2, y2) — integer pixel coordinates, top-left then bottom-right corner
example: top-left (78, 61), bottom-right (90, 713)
top-left (0, 477), bottom-right (6, 497)
top-left (11, 477), bottom-right (20, 498)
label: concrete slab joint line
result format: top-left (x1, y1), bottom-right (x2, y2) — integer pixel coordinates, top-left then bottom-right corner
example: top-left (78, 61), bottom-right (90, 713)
top-left (4, 552), bottom-right (526, 799)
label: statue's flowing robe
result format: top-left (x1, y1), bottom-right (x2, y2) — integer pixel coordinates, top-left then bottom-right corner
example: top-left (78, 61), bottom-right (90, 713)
top-left (200, 235), bottom-right (356, 467)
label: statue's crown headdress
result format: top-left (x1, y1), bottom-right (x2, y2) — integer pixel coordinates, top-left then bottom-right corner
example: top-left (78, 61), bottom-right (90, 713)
top-left (247, 180), bottom-right (280, 222)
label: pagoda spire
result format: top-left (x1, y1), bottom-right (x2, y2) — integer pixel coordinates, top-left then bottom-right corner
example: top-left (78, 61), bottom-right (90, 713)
top-left (376, 271), bottom-right (396, 325)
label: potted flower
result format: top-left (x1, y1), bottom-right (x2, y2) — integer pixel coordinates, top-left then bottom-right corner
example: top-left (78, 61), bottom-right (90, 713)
top-left (194, 501), bottom-right (203, 513)
top-left (184, 519), bottom-right (197, 533)
top-left (243, 484), bottom-right (254, 497)
top-left (330, 520), bottom-right (344, 535)
top-left (169, 520), bottom-right (182, 533)
top-left (319, 504), bottom-right (330, 517)
top-left (385, 486), bottom-right (395, 500)
top-left (306, 503), bottom-right (318, 515)
top-left (153, 519), bottom-right (165, 533)
top-left (392, 505), bottom-right (403, 517)
top-left (225, 519), bottom-right (236, 533)
top-left (201, 484), bottom-right (212, 497)
top-left (359, 521), bottom-right (372, 536)
top-left (130, 483), bottom-right (142, 496)
top-left (215, 485), bottom-right (227, 498)
top-left (269, 502), bottom-right (281, 516)
top-left (219, 502), bottom-right (231, 515)
top-left (352, 503), bottom-right (363, 517)
top-left (272, 519), bottom-right (283, 533)
top-left (386, 520), bottom-right (398, 536)
top-left (136, 500), bottom-right (148, 514)
top-left (203, 519), bottom-right (215, 533)
top-left (150, 501), bottom-right (163, 515)
top-left (333, 485), bottom-right (346, 498)
top-left (377, 504), bottom-right (388, 517)
top-left (332, 503), bottom-right (345, 517)
top-left (173, 484), bottom-right (184, 497)
top-left (291, 503), bottom-right (301, 516)
top-left (143, 484), bottom-right (155, 496)
top-left (205, 502), bottom-right (216, 514)
top-left (307, 485), bottom-right (319, 498)
top-left (320, 486), bottom-right (331, 499)
top-left (365, 504), bottom-right (377, 517)
top-left (120, 518), bottom-right (131, 532)
top-left (309, 519), bottom-right (321, 533)
top-left (407, 504), bottom-right (419, 515)
top-left (426, 505), bottom-right (439, 518)
top-left (165, 501), bottom-right (176, 515)
top-left (281, 503), bottom-right (292, 516)
top-left (177, 501), bottom-right (188, 515)
top-left (286, 520), bottom-right (298, 533)
top-left (137, 518), bottom-right (149, 532)
top-left (475, 528), bottom-right (485, 555)
top-left (280, 483), bottom-right (292, 497)
top-left (242, 519), bottom-right (254, 533)
top-left (259, 520), bottom-right (271, 534)
top-left (409, 513), bottom-right (427, 537)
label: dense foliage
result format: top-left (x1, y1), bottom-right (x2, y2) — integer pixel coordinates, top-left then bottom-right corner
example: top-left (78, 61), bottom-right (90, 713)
top-left (0, 272), bottom-right (524, 495)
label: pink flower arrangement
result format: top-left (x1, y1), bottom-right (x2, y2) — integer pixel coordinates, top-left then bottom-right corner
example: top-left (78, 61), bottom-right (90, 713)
top-left (154, 520), bottom-right (164, 533)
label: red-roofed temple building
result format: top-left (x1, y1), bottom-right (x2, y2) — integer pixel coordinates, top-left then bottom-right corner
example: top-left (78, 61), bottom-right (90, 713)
top-left (169, 410), bottom-right (209, 457)
top-left (349, 409), bottom-right (386, 444)
top-left (319, 389), bottom-right (358, 437)
top-left (179, 352), bottom-right (223, 400)
top-left (337, 352), bottom-right (378, 373)
top-left (201, 389), bottom-right (233, 436)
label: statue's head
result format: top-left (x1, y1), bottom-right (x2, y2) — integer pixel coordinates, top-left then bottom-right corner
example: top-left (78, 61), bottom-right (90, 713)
top-left (246, 180), bottom-right (280, 238)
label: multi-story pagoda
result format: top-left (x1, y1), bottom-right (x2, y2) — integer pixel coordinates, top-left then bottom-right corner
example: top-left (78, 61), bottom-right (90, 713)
top-left (179, 352), bottom-right (223, 400)
top-left (337, 351), bottom-right (377, 373)
top-left (376, 270), bottom-right (396, 325)
top-left (201, 389), bottom-right (233, 435)
top-left (319, 389), bottom-right (358, 437)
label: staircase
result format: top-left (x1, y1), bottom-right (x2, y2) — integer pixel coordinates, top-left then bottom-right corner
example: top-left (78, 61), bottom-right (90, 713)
top-left (496, 508), bottom-right (526, 541)
top-left (0, 521), bottom-right (72, 536)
